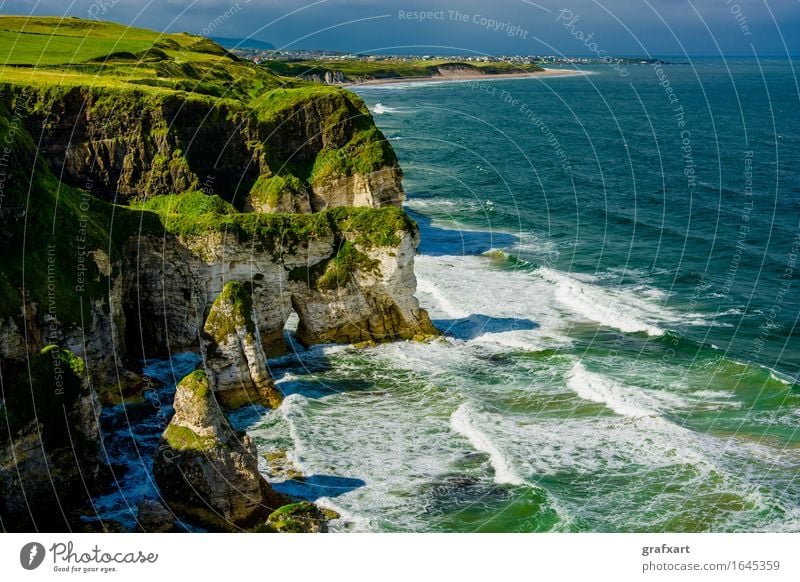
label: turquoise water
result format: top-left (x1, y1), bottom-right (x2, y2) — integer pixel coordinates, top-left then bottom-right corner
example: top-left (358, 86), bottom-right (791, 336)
top-left (96, 60), bottom-right (800, 532)
top-left (257, 60), bottom-right (800, 532)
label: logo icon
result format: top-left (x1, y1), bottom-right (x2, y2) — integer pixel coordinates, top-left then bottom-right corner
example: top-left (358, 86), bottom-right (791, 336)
top-left (20, 542), bottom-right (46, 570)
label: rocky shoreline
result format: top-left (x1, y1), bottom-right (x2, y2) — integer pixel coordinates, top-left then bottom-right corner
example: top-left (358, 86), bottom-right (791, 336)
top-left (0, 22), bottom-right (439, 533)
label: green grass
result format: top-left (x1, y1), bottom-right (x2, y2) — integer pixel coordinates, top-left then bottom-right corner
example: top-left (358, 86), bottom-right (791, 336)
top-left (0, 29), bottom-right (154, 65)
top-left (139, 196), bottom-right (414, 252)
top-left (310, 126), bottom-right (396, 185)
top-left (253, 84), bottom-right (356, 120)
top-left (315, 240), bottom-right (380, 291)
top-left (133, 191), bottom-right (238, 216)
top-left (248, 174), bottom-right (305, 209)
top-left (0, 16), bottom-right (177, 65)
top-left (326, 205), bottom-right (416, 248)
top-left (261, 58), bottom-right (544, 81)
top-left (0, 16), bottom-right (286, 99)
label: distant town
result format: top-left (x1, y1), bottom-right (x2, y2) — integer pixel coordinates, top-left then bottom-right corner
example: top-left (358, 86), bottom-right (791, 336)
top-left (229, 48), bottom-right (670, 67)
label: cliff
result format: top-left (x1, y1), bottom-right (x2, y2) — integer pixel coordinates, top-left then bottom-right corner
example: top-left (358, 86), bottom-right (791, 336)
top-left (125, 194), bottom-right (437, 360)
top-left (0, 17), bottom-right (437, 532)
top-left (0, 79), bottom-right (403, 213)
top-left (0, 346), bottom-right (106, 531)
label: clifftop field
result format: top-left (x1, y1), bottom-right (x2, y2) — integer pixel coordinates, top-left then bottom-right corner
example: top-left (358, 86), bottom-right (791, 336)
top-left (0, 15), bottom-right (288, 94)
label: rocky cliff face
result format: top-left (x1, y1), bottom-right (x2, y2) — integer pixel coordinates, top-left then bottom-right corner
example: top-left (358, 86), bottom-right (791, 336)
top-left (309, 166), bottom-right (405, 210)
top-left (292, 226), bottom-right (438, 345)
top-left (0, 346), bottom-right (107, 531)
top-left (1, 84), bottom-right (404, 213)
top-left (202, 281), bottom-right (282, 409)
top-left (123, 206), bottom-right (437, 360)
top-left (0, 33), bottom-right (437, 532)
top-left (152, 370), bottom-right (284, 530)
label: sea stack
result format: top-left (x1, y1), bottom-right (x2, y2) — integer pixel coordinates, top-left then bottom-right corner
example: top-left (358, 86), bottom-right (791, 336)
top-left (202, 281), bottom-right (283, 409)
top-left (152, 370), bottom-right (283, 530)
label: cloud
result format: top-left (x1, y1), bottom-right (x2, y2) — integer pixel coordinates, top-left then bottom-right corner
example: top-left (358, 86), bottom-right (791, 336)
top-left (0, 0), bottom-right (796, 55)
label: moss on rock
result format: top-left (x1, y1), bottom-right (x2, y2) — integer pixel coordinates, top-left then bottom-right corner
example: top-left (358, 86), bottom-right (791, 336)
top-left (1, 345), bottom-right (86, 445)
top-left (267, 501), bottom-right (328, 533)
top-left (204, 281), bottom-right (256, 343)
top-left (133, 190), bottom-right (237, 217)
top-left (162, 423), bottom-right (217, 452)
top-left (248, 174), bottom-right (306, 210)
top-left (315, 240), bottom-right (380, 291)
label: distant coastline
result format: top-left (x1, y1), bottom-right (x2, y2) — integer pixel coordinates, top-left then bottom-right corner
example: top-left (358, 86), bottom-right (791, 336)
top-left (347, 67), bottom-right (586, 86)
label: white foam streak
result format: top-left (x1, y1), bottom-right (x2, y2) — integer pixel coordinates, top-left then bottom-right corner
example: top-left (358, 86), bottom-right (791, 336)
top-left (538, 267), bottom-right (666, 336)
top-left (566, 362), bottom-right (655, 417)
top-left (450, 404), bottom-right (525, 486)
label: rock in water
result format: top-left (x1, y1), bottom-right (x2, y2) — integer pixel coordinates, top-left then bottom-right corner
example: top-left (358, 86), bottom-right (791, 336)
top-left (202, 282), bottom-right (282, 409)
top-left (136, 499), bottom-right (180, 533)
top-left (152, 370), bottom-right (284, 530)
top-left (266, 502), bottom-right (328, 533)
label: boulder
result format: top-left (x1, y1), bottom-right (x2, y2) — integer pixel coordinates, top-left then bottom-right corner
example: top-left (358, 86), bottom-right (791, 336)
top-left (265, 501), bottom-right (328, 533)
top-left (136, 499), bottom-right (180, 533)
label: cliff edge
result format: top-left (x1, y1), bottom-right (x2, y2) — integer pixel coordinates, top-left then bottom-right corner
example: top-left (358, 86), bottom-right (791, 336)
top-left (0, 17), bottom-right (437, 532)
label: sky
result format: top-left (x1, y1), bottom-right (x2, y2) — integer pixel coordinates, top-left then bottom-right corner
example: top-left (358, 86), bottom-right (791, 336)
top-left (0, 0), bottom-right (798, 56)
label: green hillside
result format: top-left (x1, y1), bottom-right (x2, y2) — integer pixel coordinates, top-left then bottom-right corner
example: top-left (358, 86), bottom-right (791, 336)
top-left (0, 16), bottom-right (179, 65)
top-left (0, 15), bottom-right (291, 98)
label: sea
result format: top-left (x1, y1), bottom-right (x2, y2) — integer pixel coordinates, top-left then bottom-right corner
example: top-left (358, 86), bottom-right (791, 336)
top-left (94, 59), bottom-right (800, 532)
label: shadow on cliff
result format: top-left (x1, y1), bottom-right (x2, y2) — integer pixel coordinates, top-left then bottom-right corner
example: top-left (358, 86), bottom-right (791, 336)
top-left (273, 474), bottom-right (366, 502)
top-left (407, 209), bottom-right (519, 256)
top-left (433, 314), bottom-right (539, 340)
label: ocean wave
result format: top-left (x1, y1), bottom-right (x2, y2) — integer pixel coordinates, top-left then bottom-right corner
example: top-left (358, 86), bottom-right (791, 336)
top-left (414, 254), bottom-right (573, 349)
top-left (537, 266), bottom-right (667, 336)
top-left (371, 103), bottom-right (405, 115)
top-left (450, 403), bottom-right (525, 485)
top-left (566, 361), bottom-right (691, 417)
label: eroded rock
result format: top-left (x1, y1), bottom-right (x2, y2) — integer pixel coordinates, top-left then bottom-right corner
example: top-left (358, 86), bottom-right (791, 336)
top-left (203, 282), bottom-right (282, 409)
top-left (152, 370), bottom-right (285, 531)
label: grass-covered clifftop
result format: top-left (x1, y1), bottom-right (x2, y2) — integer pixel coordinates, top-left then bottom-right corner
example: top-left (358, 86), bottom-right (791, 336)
top-left (0, 16), bottom-right (399, 209)
top-left (133, 191), bottom-right (415, 255)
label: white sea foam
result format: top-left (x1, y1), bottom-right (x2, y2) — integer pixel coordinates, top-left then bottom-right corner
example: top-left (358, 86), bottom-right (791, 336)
top-left (450, 403), bottom-right (525, 485)
top-left (566, 362), bottom-right (656, 417)
top-left (416, 275), bottom-right (470, 319)
top-left (693, 389), bottom-right (737, 399)
top-left (537, 266), bottom-right (667, 336)
top-left (414, 254), bottom-right (573, 350)
top-left (371, 103), bottom-right (404, 114)
top-left (566, 361), bottom-right (703, 418)
top-left (273, 376), bottom-right (470, 532)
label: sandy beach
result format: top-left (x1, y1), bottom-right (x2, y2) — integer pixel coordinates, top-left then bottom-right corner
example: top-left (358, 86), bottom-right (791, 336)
top-left (347, 68), bottom-right (586, 87)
